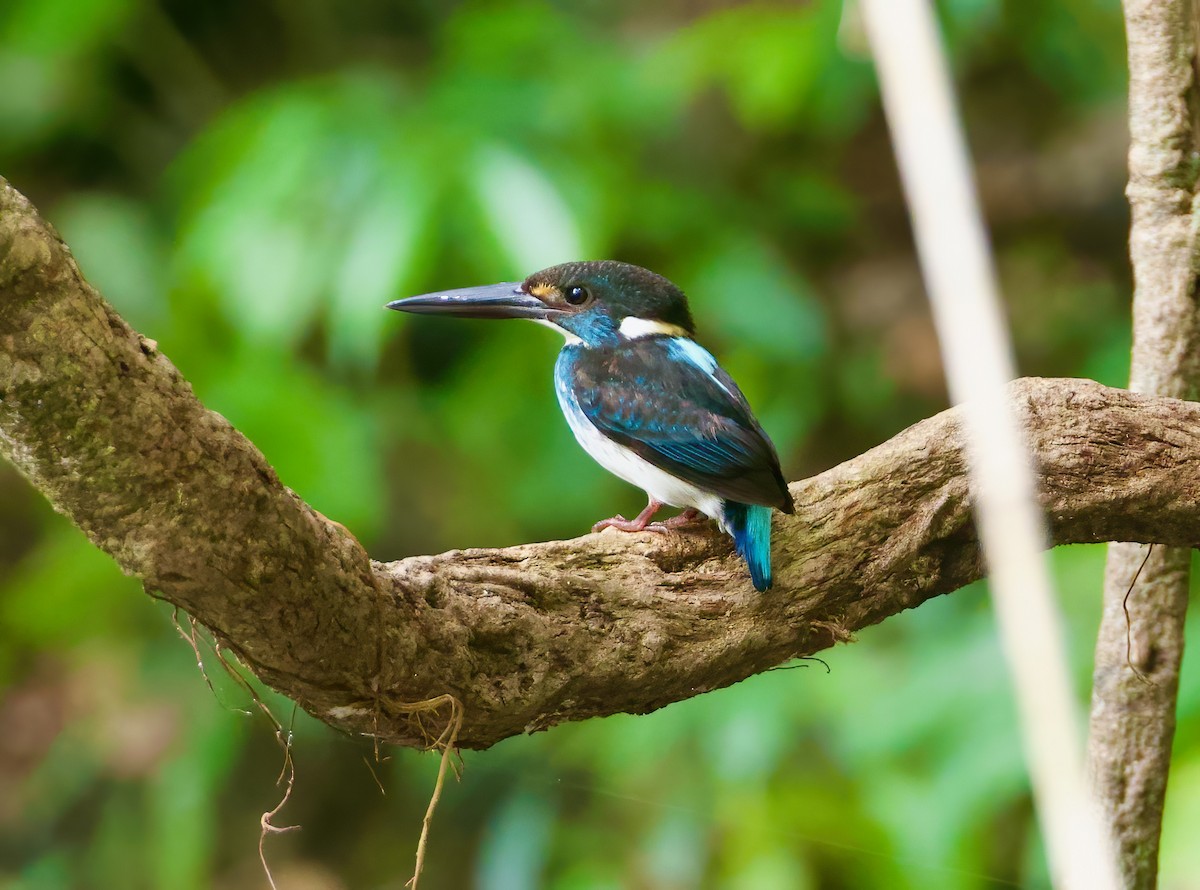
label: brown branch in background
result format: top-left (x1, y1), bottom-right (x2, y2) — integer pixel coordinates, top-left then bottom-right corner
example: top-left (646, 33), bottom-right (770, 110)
top-left (1088, 3), bottom-right (1200, 885)
top-left (5, 176), bottom-right (1200, 755)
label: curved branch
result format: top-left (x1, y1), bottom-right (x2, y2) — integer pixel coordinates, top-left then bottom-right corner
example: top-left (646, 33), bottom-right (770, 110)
top-left (3, 176), bottom-right (1200, 750)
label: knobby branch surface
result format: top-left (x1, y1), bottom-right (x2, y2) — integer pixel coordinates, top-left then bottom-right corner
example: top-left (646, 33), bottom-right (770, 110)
top-left (1089, 3), bottom-right (1200, 885)
top-left (5, 177), bottom-right (1200, 752)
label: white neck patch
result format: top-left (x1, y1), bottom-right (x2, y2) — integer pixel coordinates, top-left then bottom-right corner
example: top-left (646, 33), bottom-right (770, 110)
top-left (530, 318), bottom-right (583, 346)
top-left (618, 317), bottom-right (690, 339)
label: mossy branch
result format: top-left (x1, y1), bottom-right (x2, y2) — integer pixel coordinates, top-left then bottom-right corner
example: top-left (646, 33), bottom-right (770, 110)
top-left (3, 176), bottom-right (1200, 750)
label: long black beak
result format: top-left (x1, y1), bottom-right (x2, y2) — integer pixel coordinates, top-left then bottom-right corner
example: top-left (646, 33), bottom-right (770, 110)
top-left (386, 282), bottom-right (555, 321)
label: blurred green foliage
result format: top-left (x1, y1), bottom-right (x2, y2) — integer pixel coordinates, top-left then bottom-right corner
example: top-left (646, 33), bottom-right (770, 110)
top-left (2, 1), bottom-right (1195, 888)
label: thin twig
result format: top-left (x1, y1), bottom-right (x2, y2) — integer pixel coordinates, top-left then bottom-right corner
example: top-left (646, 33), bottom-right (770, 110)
top-left (208, 646), bottom-right (301, 889)
top-left (258, 714), bottom-right (301, 890)
top-left (169, 609), bottom-right (253, 716)
top-left (1122, 543), bottom-right (1157, 687)
top-left (362, 755), bottom-right (388, 796)
top-left (402, 695), bottom-right (464, 890)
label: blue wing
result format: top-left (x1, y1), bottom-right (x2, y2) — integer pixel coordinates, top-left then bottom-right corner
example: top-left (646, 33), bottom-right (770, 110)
top-left (568, 338), bottom-right (793, 512)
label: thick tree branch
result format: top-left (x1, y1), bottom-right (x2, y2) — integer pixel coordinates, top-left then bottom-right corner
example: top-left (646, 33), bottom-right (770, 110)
top-left (1089, 3), bottom-right (1200, 885)
top-left (3, 177), bottom-right (1200, 752)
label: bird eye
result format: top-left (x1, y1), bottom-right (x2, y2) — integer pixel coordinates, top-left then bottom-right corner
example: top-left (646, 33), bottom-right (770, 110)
top-left (565, 285), bottom-right (590, 305)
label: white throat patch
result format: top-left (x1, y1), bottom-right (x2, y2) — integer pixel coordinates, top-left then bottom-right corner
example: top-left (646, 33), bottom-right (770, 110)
top-left (530, 318), bottom-right (583, 345)
top-left (618, 317), bottom-right (690, 339)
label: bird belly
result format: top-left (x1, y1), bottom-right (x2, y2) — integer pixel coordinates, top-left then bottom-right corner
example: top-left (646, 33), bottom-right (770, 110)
top-left (556, 383), bottom-right (727, 526)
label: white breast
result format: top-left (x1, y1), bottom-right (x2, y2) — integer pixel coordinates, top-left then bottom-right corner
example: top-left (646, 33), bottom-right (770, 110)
top-left (555, 375), bottom-right (727, 529)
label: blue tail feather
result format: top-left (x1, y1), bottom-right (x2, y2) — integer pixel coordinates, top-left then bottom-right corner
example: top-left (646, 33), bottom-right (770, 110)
top-left (724, 501), bottom-right (774, 591)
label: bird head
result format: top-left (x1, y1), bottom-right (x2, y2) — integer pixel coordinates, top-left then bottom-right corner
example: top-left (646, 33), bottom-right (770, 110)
top-left (387, 260), bottom-right (695, 347)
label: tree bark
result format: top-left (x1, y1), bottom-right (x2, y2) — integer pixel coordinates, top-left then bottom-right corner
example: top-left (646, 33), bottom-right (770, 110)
top-left (4, 177), bottom-right (1200, 754)
top-left (1088, 3), bottom-right (1200, 885)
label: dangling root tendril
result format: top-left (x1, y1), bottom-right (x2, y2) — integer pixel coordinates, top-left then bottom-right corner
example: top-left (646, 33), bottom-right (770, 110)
top-left (1123, 543), bottom-right (1156, 687)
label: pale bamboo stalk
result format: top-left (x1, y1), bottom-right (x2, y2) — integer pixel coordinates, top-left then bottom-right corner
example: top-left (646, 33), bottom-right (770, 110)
top-left (857, 1), bottom-right (1119, 887)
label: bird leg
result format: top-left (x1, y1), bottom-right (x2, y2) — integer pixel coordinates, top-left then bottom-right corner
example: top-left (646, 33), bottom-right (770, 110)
top-left (649, 508), bottom-right (705, 531)
top-left (592, 499), bottom-right (666, 534)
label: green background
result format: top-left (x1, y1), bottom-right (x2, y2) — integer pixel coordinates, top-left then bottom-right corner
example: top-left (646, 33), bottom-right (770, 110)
top-left (2, 1), bottom-right (1197, 887)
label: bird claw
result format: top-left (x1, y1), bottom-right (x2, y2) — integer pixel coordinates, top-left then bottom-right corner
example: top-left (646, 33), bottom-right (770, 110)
top-left (591, 515), bottom-right (626, 533)
top-left (592, 514), bottom-right (668, 533)
top-left (592, 504), bottom-right (702, 535)
top-left (648, 509), bottom-right (705, 531)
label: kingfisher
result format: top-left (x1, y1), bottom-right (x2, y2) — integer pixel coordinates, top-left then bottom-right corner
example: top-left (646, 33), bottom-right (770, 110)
top-left (387, 260), bottom-right (794, 591)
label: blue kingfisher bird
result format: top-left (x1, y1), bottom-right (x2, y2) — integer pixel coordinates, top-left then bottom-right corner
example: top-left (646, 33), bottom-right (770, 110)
top-left (387, 261), bottom-right (794, 591)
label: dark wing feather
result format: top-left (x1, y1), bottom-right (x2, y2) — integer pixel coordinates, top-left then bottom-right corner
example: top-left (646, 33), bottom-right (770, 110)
top-left (571, 339), bottom-right (793, 511)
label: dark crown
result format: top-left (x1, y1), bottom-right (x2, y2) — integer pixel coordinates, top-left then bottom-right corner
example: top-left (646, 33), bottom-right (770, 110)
top-left (523, 260), bottom-right (696, 334)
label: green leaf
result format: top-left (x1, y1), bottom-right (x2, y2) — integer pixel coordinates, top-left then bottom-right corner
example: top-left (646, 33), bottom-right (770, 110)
top-left (473, 145), bottom-right (585, 273)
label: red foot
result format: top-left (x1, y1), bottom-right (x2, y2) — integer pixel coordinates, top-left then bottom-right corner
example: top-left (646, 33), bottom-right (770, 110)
top-left (592, 504), bottom-right (708, 535)
top-left (592, 500), bottom-right (665, 534)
